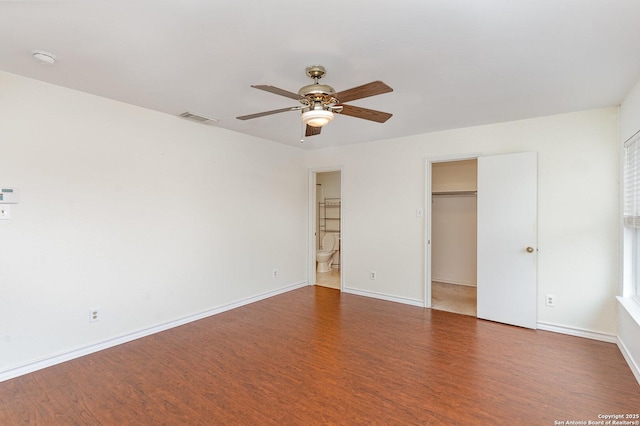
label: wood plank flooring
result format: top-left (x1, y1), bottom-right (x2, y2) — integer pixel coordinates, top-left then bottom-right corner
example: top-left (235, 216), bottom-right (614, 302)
top-left (1, 286), bottom-right (639, 425)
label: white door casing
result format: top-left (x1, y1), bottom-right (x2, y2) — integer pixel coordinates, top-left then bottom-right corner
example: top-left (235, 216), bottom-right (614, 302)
top-left (477, 152), bottom-right (538, 329)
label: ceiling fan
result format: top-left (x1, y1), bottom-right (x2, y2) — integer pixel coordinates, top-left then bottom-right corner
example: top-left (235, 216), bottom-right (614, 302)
top-left (236, 65), bottom-right (393, 137)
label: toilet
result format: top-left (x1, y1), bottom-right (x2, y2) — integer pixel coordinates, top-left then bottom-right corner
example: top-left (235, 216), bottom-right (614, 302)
top-left (316, 233), bottom-right (339, 273)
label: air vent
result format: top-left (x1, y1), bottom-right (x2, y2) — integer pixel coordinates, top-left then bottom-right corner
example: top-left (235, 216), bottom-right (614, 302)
top-left (179, 112), bottom-right (218, 124)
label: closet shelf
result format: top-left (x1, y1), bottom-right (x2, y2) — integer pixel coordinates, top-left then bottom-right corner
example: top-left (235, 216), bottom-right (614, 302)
top-left (432, 190), bottom-right (477, 196)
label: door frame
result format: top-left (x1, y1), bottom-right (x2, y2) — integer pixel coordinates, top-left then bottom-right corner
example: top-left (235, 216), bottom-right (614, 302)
top-left (424, 153), bottom-right (480, 308)
top-left (309, 166), bottom-right (344, 290)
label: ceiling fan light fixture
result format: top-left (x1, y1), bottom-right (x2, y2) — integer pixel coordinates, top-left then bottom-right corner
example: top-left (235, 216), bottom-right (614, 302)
top-left (301, 109), bottom-right (334, 127)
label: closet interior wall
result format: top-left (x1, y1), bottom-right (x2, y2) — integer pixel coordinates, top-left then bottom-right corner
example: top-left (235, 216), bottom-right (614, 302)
top-left (431, 160), bottom-right (478, 287)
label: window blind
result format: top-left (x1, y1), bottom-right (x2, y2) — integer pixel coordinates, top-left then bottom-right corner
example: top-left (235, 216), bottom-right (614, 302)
top-left (624, 132), bottom-right (640, 227)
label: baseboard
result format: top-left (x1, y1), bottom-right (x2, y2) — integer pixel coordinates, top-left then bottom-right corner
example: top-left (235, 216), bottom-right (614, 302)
top-left (343, 287), bottom-right (424, 307)
top-left (617, 336), bottom-right (640, 385)
top-left (431, 279), bottom-right (477, 287)
top-left (537, 321), bottom-right (617, 343)
top-left (0, 281), bottom-right (308, 383)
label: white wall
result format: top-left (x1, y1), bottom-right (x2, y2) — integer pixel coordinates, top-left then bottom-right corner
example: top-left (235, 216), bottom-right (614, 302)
top-left (316, 171), bottom-right (341, 200)
top-left (0, 72), bottom-right (308, 377)
top-left (618, 77), bottom-right (640, 382)
top-left (431, 195), bottom-right (477, 286)
top-left (307, 108), bottom-right (619, 334)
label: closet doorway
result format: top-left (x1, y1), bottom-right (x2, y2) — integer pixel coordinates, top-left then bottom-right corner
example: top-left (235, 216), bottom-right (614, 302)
top-left (430, 159), bottom-right (478, 316)
top-left (426, 152), bottom-right (538, 328)
top-left (311, 169), bottom-right (342, 290)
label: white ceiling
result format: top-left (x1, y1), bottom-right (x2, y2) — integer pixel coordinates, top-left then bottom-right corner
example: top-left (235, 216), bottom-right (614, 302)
top-left (2, 1), bottom-right (640, 149)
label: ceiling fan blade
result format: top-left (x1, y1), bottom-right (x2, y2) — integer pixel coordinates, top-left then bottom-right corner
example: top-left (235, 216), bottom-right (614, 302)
top-left (251, 85), bottom-right (301, 100)
top-left (338, 104), bottom-right (392, 123)
top-left (236, 107), bottom-right (299, 121)
top-left (305, 125), bottom-right (322, 137)
top-left (334, 81), bottom-right (393, 103)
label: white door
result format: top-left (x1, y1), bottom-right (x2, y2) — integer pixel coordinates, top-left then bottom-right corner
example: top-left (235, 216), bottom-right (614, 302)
top-left (477, 152), bottom-right (537, 329)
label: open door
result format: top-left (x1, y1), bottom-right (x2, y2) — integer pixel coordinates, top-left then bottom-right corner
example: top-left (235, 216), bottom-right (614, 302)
top-left (477, 152), bottom-right (537, 329)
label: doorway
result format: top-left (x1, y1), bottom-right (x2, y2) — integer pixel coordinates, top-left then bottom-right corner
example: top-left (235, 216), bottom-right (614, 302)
top-left (310, 169), bottom-right (342, 290)
top-left (430, 159), bottom-right (478, 316)
top-left (426, 152), bottom-right (538, 329)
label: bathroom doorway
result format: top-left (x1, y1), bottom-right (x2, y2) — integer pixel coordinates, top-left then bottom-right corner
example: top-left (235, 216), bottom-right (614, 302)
top-left (310, 169), bottom-right (342, 290)
top-left (430, 159), bottom-right (478, 316)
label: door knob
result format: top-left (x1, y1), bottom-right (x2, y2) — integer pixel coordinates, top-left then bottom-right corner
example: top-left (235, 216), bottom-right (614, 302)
top-left (526, 247), bottom-right (535, 253)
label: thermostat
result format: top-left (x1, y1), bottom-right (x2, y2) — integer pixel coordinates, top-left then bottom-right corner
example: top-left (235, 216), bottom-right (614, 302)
top-left (0, 188), bottom-right (19, 204)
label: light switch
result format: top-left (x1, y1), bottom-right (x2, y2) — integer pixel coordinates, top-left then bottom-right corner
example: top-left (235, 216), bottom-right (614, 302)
top-left (416, 208), bottom-right (424, 217)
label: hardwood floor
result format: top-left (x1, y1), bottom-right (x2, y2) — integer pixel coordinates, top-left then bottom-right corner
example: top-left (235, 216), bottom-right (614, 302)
top-left (1, 286), bottom-right (639, 425)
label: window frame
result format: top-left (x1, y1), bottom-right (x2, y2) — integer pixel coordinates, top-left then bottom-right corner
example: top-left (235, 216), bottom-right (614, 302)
top-left (622, 131), bottom-right (640, 306)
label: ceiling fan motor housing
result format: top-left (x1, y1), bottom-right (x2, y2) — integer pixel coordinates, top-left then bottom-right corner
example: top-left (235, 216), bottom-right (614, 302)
top-left (299, 65), bottom-right (338, 107)
top-left (298, 83), bottom-right (336, 98)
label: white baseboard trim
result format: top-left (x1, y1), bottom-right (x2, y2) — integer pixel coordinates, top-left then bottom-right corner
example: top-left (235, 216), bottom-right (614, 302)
top-left (0, 281), bottom-right (308, 383)
top-left (431, 278), bottom-right (477, 287)
top-left (617, 336), bottom-right (640, 385)
top-left (537, 321), bottom-right (617, 343)
top-left (343, 287), bottom-right (424, 307)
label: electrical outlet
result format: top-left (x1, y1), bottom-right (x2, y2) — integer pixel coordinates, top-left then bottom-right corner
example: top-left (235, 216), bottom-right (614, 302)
top-left (370, 271), bottom-right (377, 280)
top-left (545, 294), bottom-right (555, 307)
top-left (89, 308), bottom-right (100, 322)
top-left (272, 269), bottom-right (278, 278)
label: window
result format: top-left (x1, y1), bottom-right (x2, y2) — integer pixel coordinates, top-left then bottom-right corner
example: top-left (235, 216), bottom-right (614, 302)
top-left (624, 132), bottom-right (640, 302)
top-left (634, 230), bottom-right (640, 300)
